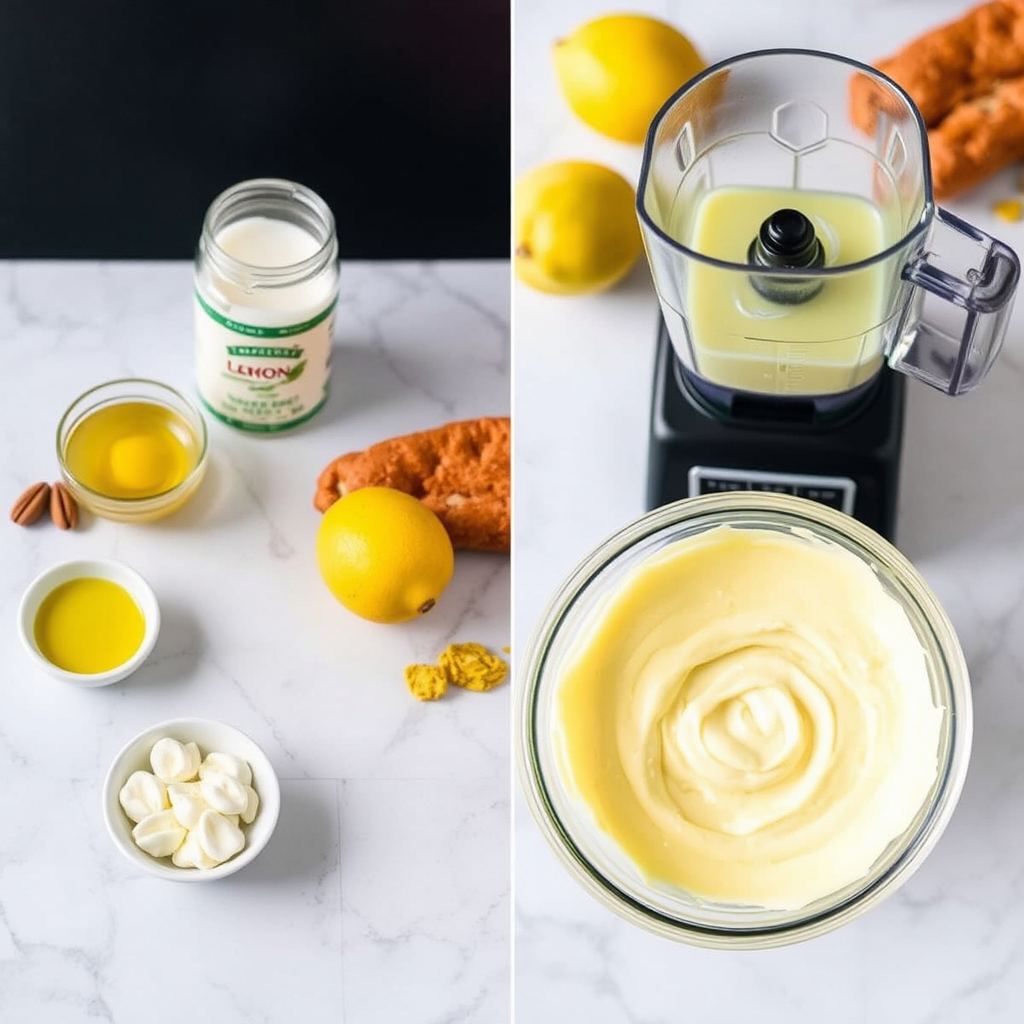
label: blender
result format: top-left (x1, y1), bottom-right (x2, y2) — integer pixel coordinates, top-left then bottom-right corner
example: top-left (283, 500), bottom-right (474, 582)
top-left (638, 49), bottom-right (1020, 539)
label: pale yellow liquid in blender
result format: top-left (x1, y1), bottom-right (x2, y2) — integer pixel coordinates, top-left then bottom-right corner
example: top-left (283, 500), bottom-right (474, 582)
top-left (683, 187), bottom-right (893, 395)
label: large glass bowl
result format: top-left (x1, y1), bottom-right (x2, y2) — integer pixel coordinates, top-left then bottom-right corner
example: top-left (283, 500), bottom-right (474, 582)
top-left (516, 492), bottom-right (971, 949)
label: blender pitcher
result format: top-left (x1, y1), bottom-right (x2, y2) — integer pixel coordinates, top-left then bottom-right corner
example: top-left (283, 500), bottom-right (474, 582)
top-left (637, 49), bottom-right (1020, 407)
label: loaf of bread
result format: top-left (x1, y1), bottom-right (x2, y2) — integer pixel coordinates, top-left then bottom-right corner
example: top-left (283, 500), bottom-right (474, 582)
top-left (849, 0), bottom-right (1024, 198)
top-left (314, 417), bottom-right (510, 552)
top-left (928, 77), bottom-right (1024, 198)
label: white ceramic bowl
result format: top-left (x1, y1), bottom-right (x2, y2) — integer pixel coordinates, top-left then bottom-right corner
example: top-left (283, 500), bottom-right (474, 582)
top-left (102, 717), bottom-right (281, 881)
top-left (17, 558), bottom-right (161, 686)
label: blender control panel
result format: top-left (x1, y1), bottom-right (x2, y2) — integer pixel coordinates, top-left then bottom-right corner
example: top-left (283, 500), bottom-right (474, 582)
top-left (688, 467), bottom-right (856, 514)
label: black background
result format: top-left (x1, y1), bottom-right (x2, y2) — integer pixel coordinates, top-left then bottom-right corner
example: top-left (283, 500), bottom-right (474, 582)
top-left (0, 0), bottom-right (510, 259)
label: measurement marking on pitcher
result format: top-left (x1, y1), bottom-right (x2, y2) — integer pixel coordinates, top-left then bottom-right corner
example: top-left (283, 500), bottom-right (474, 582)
top-left (778, 343), bottom-right (808, 393)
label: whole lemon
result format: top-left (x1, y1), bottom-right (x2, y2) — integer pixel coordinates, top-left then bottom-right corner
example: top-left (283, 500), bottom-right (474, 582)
top-left (316, 487), bottom-right (454, 624)
top-left (553, 14), bottom-right (706, 144)
top-left (515, 160), bottom-right (642, 295)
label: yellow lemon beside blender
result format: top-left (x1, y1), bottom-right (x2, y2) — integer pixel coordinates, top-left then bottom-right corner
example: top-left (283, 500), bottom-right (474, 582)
top-left (515, 161), bottom-right (642, 295)
top-left (552, 13), bottom-right (706, 144)
top-left (515, 14), bottom-right (704, 297)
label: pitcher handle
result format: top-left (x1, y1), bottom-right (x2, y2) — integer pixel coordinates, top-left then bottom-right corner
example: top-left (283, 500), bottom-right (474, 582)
top-left (888, 207), bottom-right (1020, 395)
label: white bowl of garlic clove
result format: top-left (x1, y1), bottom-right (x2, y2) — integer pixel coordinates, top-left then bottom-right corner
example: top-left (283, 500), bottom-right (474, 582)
top-left (102, 718), bottom-right (281, 881)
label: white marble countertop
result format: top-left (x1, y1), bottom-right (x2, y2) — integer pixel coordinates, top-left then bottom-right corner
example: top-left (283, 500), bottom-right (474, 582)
top-left (0, 259), bottom-right (510, 1024)
top-left (514, 1), bottom-right (1024, 1021)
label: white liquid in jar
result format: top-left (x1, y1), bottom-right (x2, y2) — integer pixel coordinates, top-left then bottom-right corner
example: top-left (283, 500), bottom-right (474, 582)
top-left (194, 194), bottom-right (339, 433)
top-left (216, 216), bottom-right (321, 269)
top-left (206, 217), bottom-right (333, 315)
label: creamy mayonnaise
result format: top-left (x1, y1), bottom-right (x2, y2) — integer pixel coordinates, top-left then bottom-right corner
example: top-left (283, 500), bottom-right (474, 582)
top-left (555, 525), bottom-right (943, 910)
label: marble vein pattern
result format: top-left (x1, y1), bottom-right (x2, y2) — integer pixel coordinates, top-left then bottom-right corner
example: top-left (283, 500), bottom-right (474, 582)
top-left (514, 0), bottom-right (1024, 1021)
top-left (0, 259), bottom-right (510, 1024)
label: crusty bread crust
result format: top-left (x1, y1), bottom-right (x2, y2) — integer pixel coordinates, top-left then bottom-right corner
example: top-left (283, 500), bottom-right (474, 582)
top-left (314, 417), bottom-right (510, 552)
top-left (849, 0), bottom-right (1024, 198)
top-left (928, 77), bottom-right (1024, 197)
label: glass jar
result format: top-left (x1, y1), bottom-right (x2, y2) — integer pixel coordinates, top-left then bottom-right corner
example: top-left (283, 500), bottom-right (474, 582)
top-left (517, 491), bottom-right (972, 948)
top-left (194, 178), bottom-right (339, 433)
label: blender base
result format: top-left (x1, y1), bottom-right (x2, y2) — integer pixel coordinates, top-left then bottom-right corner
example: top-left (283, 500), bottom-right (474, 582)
top-left (646, 318), bottom-right (906, 541)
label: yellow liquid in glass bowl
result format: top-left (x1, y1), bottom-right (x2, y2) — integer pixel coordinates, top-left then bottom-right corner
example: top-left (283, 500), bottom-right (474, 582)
top-left (63, 401), bottom-right (202, 500)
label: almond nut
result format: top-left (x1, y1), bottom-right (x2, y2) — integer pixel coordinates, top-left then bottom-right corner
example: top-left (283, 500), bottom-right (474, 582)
top-left (10, 482), bottom-right (51, 526)
top-left (50, 482), bottom-right (79, 530)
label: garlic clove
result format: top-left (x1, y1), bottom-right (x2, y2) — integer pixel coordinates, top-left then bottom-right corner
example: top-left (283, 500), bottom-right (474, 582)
top-left (199, 751), bottom-right (252, 786)
top-left (199, 771), bottom-right (249, 815)
top-left (150, 738), bottom-right (202, 783)
top-left (240, 785), bottom-right (260, 825)
top-left (194, 809), bottom-right (246, 864)
top-left (166, 781), bottom-right (210, 831)
top-left (171, 829), bottom-right (220, 870)
top-left (118, 770), bottom-right (168, 823)
top-left (132, 809), bottom-right (187, 858)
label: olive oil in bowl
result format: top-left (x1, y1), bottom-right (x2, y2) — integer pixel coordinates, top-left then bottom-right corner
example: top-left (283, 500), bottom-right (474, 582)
top-left (17, 557), bottom-right (161, 687)
top-left (34, 576), bottom-right (145, 674)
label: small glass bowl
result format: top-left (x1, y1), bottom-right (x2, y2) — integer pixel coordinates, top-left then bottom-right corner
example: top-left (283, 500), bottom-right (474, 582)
top-left (56, 379), bottom-right (208, 523)
top-left (516, 492), bottom-right (972, 949)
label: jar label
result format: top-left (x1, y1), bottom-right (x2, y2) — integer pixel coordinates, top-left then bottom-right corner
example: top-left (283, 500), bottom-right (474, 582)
top-left (194, 292), bottom-right (336, 432)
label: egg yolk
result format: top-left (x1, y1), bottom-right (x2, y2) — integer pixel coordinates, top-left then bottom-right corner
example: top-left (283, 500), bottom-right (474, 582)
top-left (109, 434), bottom-right (175, 493)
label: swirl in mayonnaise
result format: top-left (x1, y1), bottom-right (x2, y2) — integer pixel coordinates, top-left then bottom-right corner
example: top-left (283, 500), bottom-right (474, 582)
top-left (555, 525), bottom-right (943, 910)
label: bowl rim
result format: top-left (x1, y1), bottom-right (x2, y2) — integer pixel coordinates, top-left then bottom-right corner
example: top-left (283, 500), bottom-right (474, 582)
top-left (102, 716), bottom-right (282, 882)
top-left (515, 491), bottom-right (973, 949)
top-left (55, 376), bottom-right (209, 509)
top-left (17, 557), bottom-right (161, 687)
